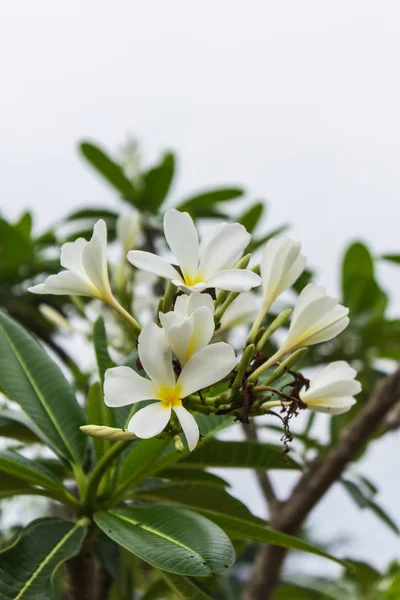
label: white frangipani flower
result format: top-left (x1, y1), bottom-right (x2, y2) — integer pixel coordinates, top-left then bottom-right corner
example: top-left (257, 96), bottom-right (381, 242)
top-left (261, 236), bottom-right (306, 308)
top-left (29, 220), bottom-right (113, 302)
top-left (220, 292), bottom-right (259, 331)
top-left (116, 207), bottom-right (141, 254)
top-left (300, 361), bottom-right (361, 414)
top-left (248, 236), bottom-right (306, 342)
top-left (104, 322), bottom-right (237, 450)
top-left (127, 209), bottom-right (261, 293)
top-left (159, 292), bottom-right (215, 365)
top-left (280, 284), bottom-right (349, 354)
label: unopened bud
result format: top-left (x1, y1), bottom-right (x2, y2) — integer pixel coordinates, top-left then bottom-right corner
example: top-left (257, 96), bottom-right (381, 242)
top-left (80, 425), bottom-right (135, 441)
top-left (173, 434), bottom-right (184, 452)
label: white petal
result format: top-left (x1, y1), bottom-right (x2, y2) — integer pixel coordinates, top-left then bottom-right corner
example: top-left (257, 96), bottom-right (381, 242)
top-left (280, 255), bottom-right (307, 293)
top-left (164, 209), bottom-right (199, 282)
top-left (285, 295), bottom-right (339, 348)
top-left (198, 223), bottom-right (251, 279)
top-left (138, 322), bottom-right (176, 387)
top-left (173, 294), bottom-right (190, 315)
top-left (127, 250), bottom-right (182, 282)
top-left (28, 271), bottom-right (96, 297)
top-left (301, 312), bottom-right (350, 347)
top-left (291, 284), bottom-right (326, 324)
top-left (190, 307), bottom-right (215, 355)
top-left (117, 208), bottom-right (140, 252)
top-left (178, 342), bottom-right (237, 397)
top-left (306, 396), bottom-right (356, 415)
top-left (127, 402), bottom-right (171, 438)
top-left (198, 222), bottom-right (228, 261)
top-left (164, 317), bottom-right (194, 365)
top-left (104, 366), bottom-right (156, 407)
top-left (81, 220), bottom-right (112, 299)
top-left (159, 311), bottom-right (183, 331)
top-left (60, 238), bottom-right (87, 276)
top-left (261, 236), bottom-right (301, 301)
top-left (206, 269), bottom-right (261, 292)
top-left (185, 292), bottom-right (215, 315)
top-left (173, 405), bottom-right (200, 451)
top-left (220, 292), bottom-right (259, 329)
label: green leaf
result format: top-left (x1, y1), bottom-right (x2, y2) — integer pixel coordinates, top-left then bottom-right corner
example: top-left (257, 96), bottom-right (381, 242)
top-left (0, 312), bottom-right (87, 464)
top-left (66, 207), bottom-right (118, 222)
top-left (177, 188), bottom-right (244, 213)
top-left (344, 560), bottom-right (381, 595)
top-left (0, 408), bottom-right (43, 444)
top-left (239, 202), bottom-right (264, 234)
top-left (94, 505), bottom-right (235, 577)
top-left (0, 450), bottom-right (66, 493)
top-left (200, 513), bottom-right (349, 569)
top-left (156, 468), bottom-right (230, 488)
top-left (274, 583), bottom-right (335, 599)
top-left (141, 152), bottom-right (175, 212)
top-left (178, 440), bottom-right (300, 470)
top-left (0, 517), bottom-right (88, 599)
top-left (15, 212), bottom-right (33, 237)
top-left (80, 141), bottom-right (137, 199)
top-left (248, 224), bottom-right (289, 252)
top-left (93, 316), bottom-right (113, 384)
top-left (134, 482), bottom-right (262, 524)
top-left (381, 253), bottom-right (400, 265)
top-left (87, 382), bottom-right (111, 462)
top-left (0, 218), bottom-right (34, 278)
top-left (161, 572), bottom-right (213, 599)
top-left (342, 479), bottom-right (399, 535)
top-left (0, 472), bottom-right (36, 498)
top-left (140, 578), bottom-right (170, 600)
top-left (342, 241), bottom-right (374, 287)
top-left (113, 438), bottom-right (169, 498)
top-left (362, 319), bottom-right (400, 360)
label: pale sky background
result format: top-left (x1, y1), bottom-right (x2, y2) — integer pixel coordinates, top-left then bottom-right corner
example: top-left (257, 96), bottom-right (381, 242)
top-left (1, 0), bottom-right (400, 581)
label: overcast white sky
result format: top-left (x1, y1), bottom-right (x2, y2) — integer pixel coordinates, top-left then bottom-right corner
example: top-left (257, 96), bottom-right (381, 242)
top-left (1, 0), bottom-right (399, 578)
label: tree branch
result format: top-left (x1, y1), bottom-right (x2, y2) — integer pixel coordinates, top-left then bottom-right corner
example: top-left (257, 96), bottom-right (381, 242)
top-left (242, 422), bottom-right (280, 515)
top-left (243, 367), bottom-right (400, 600)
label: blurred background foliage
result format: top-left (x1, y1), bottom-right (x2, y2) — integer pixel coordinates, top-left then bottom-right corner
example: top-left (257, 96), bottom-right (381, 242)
top-left (0, 139), bottom-right (399, 599)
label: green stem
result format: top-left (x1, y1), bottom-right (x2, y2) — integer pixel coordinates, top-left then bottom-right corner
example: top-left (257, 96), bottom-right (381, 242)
top-left (247, 349), bottom-right (284, 383)
top-left (82, 440), bottom-right (133, 512)
top-left (108, 297), bottom-right (141, 338)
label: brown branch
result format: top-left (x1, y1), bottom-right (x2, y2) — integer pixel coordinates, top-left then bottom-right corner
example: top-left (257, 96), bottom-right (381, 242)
top-left (242, 422), bottom-right (280, 515)
top-left (243, 367), bottom-right (400, 600)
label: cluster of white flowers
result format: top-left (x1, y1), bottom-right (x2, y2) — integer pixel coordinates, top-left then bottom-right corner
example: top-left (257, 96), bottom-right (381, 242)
top-left (30, 208), bottom-right (361, 451)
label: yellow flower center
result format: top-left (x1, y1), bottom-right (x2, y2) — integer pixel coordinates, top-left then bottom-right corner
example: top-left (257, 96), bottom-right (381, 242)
top-left (182, 270), bottom-right (204, 287)
top-left (156, 384), bottom-right (183, 408)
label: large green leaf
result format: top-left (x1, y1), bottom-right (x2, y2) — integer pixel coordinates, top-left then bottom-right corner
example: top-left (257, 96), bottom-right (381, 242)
top-left (161, 572), bottom-right (213, 599)
top-left (381, 254), bottom-right (400, 265)
top-left (93, 317), bottom-right (113, 384)
top-left (0, 408), bottom-right (43, 444)
top-left (177, 440), bottom-right (300, 470)
top-left (141, 152), bottom-right (175, 212)
top-left (87, 382), bottom-right (111, 462)
top-left (0, 517), bottom-right (88, 599)
top-left (0, 473), bottom-right (37, 498)
top-left (248, 224), bottom-right (289, 252)
top-left (111, 438), bottom-right (170, 501)
top-left (156, 468), bottom-right (230, 488)
top-left (0, 218), bottom-right (34, 280)
top-left (134, 482), bottom-right (262, 523)
top-left (80, 141), bottom-right (137, 199)
top-left (66, 207), bottom-right (118, 222)
top-left (239, 202), bottom-right (264, 234)
top-left (177, 188), bottom-right (244, 214)
top-left (0, 450), bottom-right (66, 494)
top-left (199, 513), bottom-right (349, 569)
top-left (0, 312), bottom-right (87, 464)
top-left (94, 505), bottom-right (235, 577)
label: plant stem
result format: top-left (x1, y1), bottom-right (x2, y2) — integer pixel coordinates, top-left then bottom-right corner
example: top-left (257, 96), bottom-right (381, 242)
top-left (82, 440), bottom-right (133, 512)
top-left (108, 297), bottom-right (141, 338)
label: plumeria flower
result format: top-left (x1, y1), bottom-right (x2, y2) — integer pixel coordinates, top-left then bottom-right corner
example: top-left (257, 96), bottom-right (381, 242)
top-left (104, 322), bottom-right (237, 450)
top-left (29, 220), bottom-right (113, 302)
top-left (127, 208), bottom-right (261, 292)
top-left (280, 284), bottom-right (349, 355)
top-left (248, 236), bottom-right (306, 341)
top-left (219, 292), bottom-right (259, 331)
top-left (116, 207), bottom-right (141, 254)
top-left (159, 292), bottom-right (215, 365)
top-left (300, 361), bottom-right (361, 414)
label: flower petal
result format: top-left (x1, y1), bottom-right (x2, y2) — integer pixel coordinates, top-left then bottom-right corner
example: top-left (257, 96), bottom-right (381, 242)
top-left (81, 220), bottom-right (112, 299)
top-left (127, 402), bottom-right (171, 438)
top-left (117, 208), bottom-right (140, 253)
top-left (178, 342), bottom-right (237, 397)
top-left (305, 396), bottom-right (356, 415)
top-left (60, 238), bottom-right (87, 276)
top-left (220, 292), bottom-right (259, 329)
top-left (191, 307), bottom-right (215, 355)
top-left (198, 223), bottom-right (251, 279)
top-left (181, 291), bottom-right (215, 316)
top-left (28, 271), bottom-right (96, 296)
top-left (173, 405), bottom-right (200, 451)
top-left (164, 209), bottom-right (199, 281)
top-left (164, 317), bottom-right (194, 365)
top-left (206, 269), bottom-right (261, 292)
top-left (198, 222), bottom-right (228, 261)
top-left (104, 366), bottom-right (157, 407)
top-left (127, 250), bottom-right (182, 282)
top-left (138, 322), bottom-right (176, 387)
top-left (291, 284), bottom-right (325, 324)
